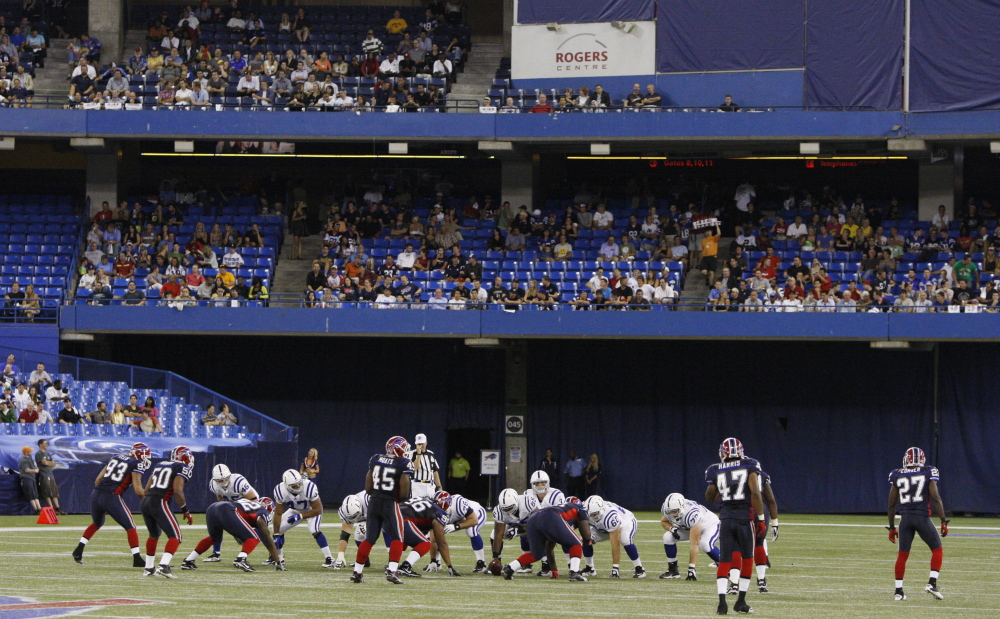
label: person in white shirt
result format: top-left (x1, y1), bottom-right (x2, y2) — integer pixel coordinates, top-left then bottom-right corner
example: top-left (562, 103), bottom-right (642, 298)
top-left (432, 53), bottom-right (452, 79)
top-left (236, 72), bottom-right (260, 96)
top-left (397, 245), bottom-right (417, 269)
top-left (743, 291), bottom-right (764, 311)
top-left (36, 404), bottom-right (54, 424)
top-left (428, 288), bottom-right (448, 309)
top-left (447, 289), bottom-right (467, 309)
top-left (334, 91), bottom-right (354, 109)
top-left (178, 11), bottom-right (199, 32)
top-left (653, 279), bottom-right (675, 305)
top-left (174, 81), bottom-right (193, 105)
top-left (227, 11), bottom-right (246, 31)
top-left (786, 216), bottom-right (808, 240)
top-left (384, 95), bottom-right (401, 113)
top-left (781, 296), bottom-right (803, 312)
top-left (499, 96), bottom-right (520, 113)
top-left (316, 91), bottom-right (338, 109)
top-left (375, 289), bottom-right (397, 308)
top-left (932, 205), bottom-right (951, 230)
top-left (82, 93), bottom-right (102, 109)
top-left (586, 269), bottom-right (607, 294)
top-left (379, 52), bottom-right (400, 76)
top-left (837, 295), bottom-right (857, 313)
top-left (816, 291), bottom-right (837, 312)
top-left (592, 204), bottom-right (614, 230)
top-left (103, 91), bottom-right (124, 110)
top-left (161, 34), bottom-right (180, 51)
top-left (70, 59), bottom-right (97, 79)
top-left (734, 182), bottom-right (756, 213)
top-left (479, 97), bottom-right (497, 113)
top-left (222, 247), bottom-right (244, 269)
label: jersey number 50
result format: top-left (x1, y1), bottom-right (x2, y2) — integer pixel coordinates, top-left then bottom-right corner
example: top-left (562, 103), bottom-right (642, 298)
top-left (372, 465), bottom-right (397, 492)
top-left (148, 467), bottom-right (173, 490)
top-left (716, 469), bottom-right (748, 501)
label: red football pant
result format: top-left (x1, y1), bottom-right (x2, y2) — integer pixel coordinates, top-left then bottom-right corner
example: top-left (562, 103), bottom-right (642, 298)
top-left (930, 547), bottom-right (943, 571)
top-left (754, 545), bottom-right (767, 567)
top-left (241, 538), bottom-right (259, 555)
top-left (895, 551), bottom-right (909, 579)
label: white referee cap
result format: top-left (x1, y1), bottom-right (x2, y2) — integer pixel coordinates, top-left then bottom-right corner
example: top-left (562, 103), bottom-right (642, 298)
top-left (415, 433), bottom-right (427, 444)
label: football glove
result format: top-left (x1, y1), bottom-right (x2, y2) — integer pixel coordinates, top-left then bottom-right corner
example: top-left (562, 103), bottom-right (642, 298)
top-left (686, 567), bottom-right (697, 581)
top-left (182, 511), bottom-right (194, 526)
top-left (287, 513), bottom-right (302, 525)
top-left (423, 559), bottom-right (442, 573)
top-left (443, 524), bottom-right (459, 534)
top-left (610, 566), bottom-right (621, 579)
top-left (503, 525), bottom-right (520, 540)
top-left (755, 519), bottom-right (767, 540)
top-left (549, 569), bottom-right (560, 580)
top-left (275, 560), bottom-right (287, 571)
top-left (887, 527), bottom-right (898, 543)
top-left (355, 523), bottom-right (366, 538)
top-left (670, 526), bottom-right (681, 540)
top-left (770, 519), bottom-right (779, 542)
top-left (940, 519), bottom-right (950, 537)
top-left (447, 565), bottom-right (461, 577)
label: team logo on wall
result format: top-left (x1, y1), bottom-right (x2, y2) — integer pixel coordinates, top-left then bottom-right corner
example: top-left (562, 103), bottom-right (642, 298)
top-left (554, 34), bottom-right (610, 71)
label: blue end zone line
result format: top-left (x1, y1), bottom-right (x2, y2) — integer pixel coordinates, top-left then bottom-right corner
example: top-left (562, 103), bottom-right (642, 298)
top-left (4, 521), bottom-right (1000, 532)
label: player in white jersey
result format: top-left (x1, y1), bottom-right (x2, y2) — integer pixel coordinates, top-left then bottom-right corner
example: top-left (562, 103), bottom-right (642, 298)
top-left (271, 469), bottom-right (334, 567)
top-left (659, 492), bottom-right (722, 580)
top-left (424, 491), bottom-right (490, 573)
top-left (203, 464), bottom-right (258, 562)
top-left (521, 470), bottom-right (565, 575)
top-left (582, 496), bottom-right (646, 578)
top-left (334, 490), bottom-right (371, 568)
top-left (489, 488), bottom-right (538, 572)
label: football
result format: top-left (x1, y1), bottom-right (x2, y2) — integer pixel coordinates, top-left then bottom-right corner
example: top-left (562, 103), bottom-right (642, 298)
top-left (488, 558), bottom-right (503, 575)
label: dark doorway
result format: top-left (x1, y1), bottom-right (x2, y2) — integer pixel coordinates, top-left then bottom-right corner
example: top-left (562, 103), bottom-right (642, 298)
top-left (445, 428), bottom-right (495, 507)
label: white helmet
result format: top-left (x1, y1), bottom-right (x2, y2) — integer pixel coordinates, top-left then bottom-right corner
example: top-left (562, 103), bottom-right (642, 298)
top-left (529, 470), bottom-right (550, 496)
top-left (342, 494), bottom-right (364, 521)
top-left (212, 464), bottom-right (232, 489)
top-left (498, 488), bottom-right (520, 514)
top-left (662, 493), bottom-right (686, 520)
top-left (282, 469), bottom-right (304, 496)
top-left (583, 495), bottom-right (606, 521)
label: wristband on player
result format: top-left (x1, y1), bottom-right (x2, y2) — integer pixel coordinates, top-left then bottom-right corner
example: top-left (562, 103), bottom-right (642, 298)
top-left (771, 519), bottom-right (779, 526)
top-left (179, 505), bottom-right (189, 513)
top-left (612, 564), bottom-right (620, 569)
top-left (492, 552), bottom-right (501, 559)
top-left (756, 514), bottom-right (765, 521)
top-left (688, 564), bottom-right (697, 570)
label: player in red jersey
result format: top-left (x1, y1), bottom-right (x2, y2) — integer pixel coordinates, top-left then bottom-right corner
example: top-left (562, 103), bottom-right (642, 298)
top-left (73, 443), bottom-right (151, 566)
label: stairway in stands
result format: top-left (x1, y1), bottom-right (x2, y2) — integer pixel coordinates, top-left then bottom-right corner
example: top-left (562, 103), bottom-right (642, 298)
top-left (450, 35), bottom-right (504, 112)
top-left (29, 39), bottom-right (72, 102)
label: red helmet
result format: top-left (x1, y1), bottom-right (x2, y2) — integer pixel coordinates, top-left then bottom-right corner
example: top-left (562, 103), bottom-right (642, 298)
top-left (170, 445), bottom-right (194, 466)
top-left (129, 442), bottom-right (151, 463)
top-left (386, 436), bottom-right (409, 458)
top-left (433, 490), bottom-right (452, 510)
top-left (719, 437), bottom-right (744, 462)
top-left (903, 447), bottom-right (926, 469)
top-left (259, 496), bottom-right (276, 516)
top-left (566, 496), bottom-right (581, 504)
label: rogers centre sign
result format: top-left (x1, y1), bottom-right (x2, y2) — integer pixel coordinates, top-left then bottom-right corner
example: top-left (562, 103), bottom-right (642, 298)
top-left (512, 21), bottom-right (655, 80)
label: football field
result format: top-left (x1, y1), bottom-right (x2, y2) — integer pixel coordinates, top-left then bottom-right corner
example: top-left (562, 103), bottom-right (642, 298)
top-left (2, 513), bottom-right (999, 618)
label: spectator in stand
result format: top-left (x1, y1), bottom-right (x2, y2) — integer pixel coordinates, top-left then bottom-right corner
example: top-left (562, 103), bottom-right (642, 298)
top-left (598, 235), bottom-right (620, 261)
top-left (201, 404), bottom-right (223, 426)
top-left (719, 94), bottom-right (740, 112)
top-left (505, 227), bottom-right (526, 252)
top-left (432, 53), bottom-right (453, 81)
top-left (642, 84), bottom-right (661, 107)
top-left (28, 363), bottom-right (52, 395)
top-left (89, 401), bottom-right (111, 424)
top-left (386, 10), bottom-right (408, 34)
top-left (625, 83), bottom-right (643, 108)
top-left (698, 223), bottom-right (721, 280)
top-left (591, 84), bottom-right (611, 108)
top-left (58, 399), bottom-right (86, 423)
top-left (592, 203), bottom-right (614, 230)
top-left (362, 30), bottom-right (384, 56)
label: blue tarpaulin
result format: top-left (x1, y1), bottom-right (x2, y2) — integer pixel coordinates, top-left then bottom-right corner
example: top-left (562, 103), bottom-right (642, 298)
top-left (804, 0), bottom-right (903, 110)
top-left (517, 0), bottom-right (654, 24)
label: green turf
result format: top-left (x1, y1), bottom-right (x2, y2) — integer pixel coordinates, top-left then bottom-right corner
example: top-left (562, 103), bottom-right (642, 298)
top-left (1, 513), bottom-right (998, 618)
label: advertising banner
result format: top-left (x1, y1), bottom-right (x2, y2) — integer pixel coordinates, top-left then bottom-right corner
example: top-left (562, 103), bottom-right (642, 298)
top-left (512, 21), bottom-right (656, 81)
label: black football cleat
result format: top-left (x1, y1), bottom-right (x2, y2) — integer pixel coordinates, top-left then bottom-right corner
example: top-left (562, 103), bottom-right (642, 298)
top-left (321, 557), bottom-right (335, 568)
top-left (181, 560), bottom-right (198, 570)
top-left (717, 600), bottom-right (728, 615)
top-left (502, 565), bottom-right (515, 580)
top-left (757, 577), bottom-right (768, 593)
top-left (262, 558), bottom-right (276, 566)
top-left (894, 588), bottom-right (906, 601)
top-left (233, 558), bottom-right (255, 572)
top-left (581, 565), bottom-right (596, 576)
top-left (568, 571), bottom-right (588, 582)
top-left (385, 569), bottom-right (404, 584)
top-left (132, 554), bottom-right (145, 568)
top-left (398, 561), bottom-right (422, 577)
top-left (472, 560), bottom-right (487, 573)
top-left (349, 572), bottom-right (364, 583)
top-left (203, 552), bottom-right (221, 562)
top-left (72, 544), bottom-right (84, 564)
top-left (154, 565), bottom-right (176, 579)
top-left (733, 600), bottom-right (754, 614)
top-left (634, 566), bottom-right (647, 579)
top-left (925, 584), bottom-right (943, 600)
top-left (143, 567), bottom-right (156, 577)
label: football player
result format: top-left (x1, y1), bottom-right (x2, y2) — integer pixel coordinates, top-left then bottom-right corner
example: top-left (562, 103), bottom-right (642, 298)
top-left (887, 447), bottom-right (948, 601)
top-left (181, 498), bottom-right (284, 572)
top-left (351, 436), bottom-right (414, 584)
top-left (501, 500), bottom-right (593, 582)
top-left (271, 469), bottom-right (333, 567)
top-left (488, 488), bottom-right (538, 574)
top-left (397, 495), bottom-right (459, 577)
top-left (335, 490), bottom-right (370, 568)
top-left (660, 492), bottom-right (722, 580)
top-left (423, 491), bottom-right (489, 573)
top-left (203, 463), bottom-right (259, 563)
top-left (582, 495), bottom-right (646, 578)
top-left (73, 443), bottom-right (151, 566)
top-left (731, 460), bottom-right (779, 593)
top-left (522, 470), bottom-right (565, 575)
top-left (140, 446), bottom-right (195, 578)
top-left (705, 438), bottom-right (765, 615)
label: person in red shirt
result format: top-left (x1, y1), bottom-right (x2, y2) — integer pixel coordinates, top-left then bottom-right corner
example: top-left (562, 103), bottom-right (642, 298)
top-left (755, 247), bottom-right (781, 280)
top-left (186, 264), bottom-right (206, 289)
top-left (93, 201), bottom-right (114, 225)
top-left (531, 93), bottom-right (553, 113)
top-left (19, 402), bottom-right (39, 423)
top-left (161, 274), bottom-right (182, 299)
top-left (814, 267), bottom-right (833, 292)
top-left (113, 251), bottom-right (135, 278)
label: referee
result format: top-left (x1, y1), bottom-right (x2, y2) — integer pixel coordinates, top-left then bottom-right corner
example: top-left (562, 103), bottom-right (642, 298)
top-left (407, 433), bottom-right (442, 499)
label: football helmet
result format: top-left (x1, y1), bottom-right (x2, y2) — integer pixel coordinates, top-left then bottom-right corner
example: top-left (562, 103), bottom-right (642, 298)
top-left (529, 470), bottom-right (550, 496)
top-left (566, 496), bottom-right (581, 504)
top-left (386, 436), bottom-right (409, 458)
top-left (259, 497), bottom-right (275, 516)
top-left (170, 445), bottom-right (194, 466)
top-left (342, 494), bottom-right (364, 521)
top-left (212, 463), bottom-right (232, 489)
top-left (719, 438), bottom-right (744, 462)
top-left (129, 442), bottom-right (151, 464)
top-left (583, 495), bottom-right (606, 521)
top-left (662, 493), bottom-right (686, 520)
top-left (282, 469), bottom-right (304, 495)
top-left (498, 488), bottom-right (520, 514)
top-left (434, 490), bottom-right (452, 511)
top-left (903, 447), bottom-right (926, 469)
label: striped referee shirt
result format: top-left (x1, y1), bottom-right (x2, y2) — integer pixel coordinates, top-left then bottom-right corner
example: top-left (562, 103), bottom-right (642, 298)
top-left (405, 448), bottom-right (440, 483)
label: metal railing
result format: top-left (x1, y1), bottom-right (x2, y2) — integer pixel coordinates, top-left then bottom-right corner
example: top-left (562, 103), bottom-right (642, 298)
top-left (0, 298), bottom-right (61, 323)
top-left (4, 95), bottom-right (480, 113)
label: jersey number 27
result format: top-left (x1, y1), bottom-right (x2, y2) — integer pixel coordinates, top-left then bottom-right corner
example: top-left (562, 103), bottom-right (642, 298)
top-left (896, 475), bottom-right (925, 504)
top-left (716, 469), bottom-right (749, 501)
top-left (372, 465), bottom-right (396, 491)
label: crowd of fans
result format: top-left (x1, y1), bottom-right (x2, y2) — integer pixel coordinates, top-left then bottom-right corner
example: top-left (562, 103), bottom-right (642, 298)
top-left (0, 11), bottom-right (49, 107)
top-left (484, 78), bottom-right (743, 113)
top-left (62, 1), bottom-right (466, 110)
top-left (706, 187), bottom-right (1000, 312)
